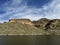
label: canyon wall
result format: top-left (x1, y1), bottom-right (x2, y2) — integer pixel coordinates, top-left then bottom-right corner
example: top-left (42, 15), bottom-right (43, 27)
top-left (8, 18), bottom-right (60, 30)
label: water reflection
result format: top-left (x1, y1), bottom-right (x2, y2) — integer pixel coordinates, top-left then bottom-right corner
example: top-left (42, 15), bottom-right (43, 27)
top-left (0, 35), bottom-right (60, 45)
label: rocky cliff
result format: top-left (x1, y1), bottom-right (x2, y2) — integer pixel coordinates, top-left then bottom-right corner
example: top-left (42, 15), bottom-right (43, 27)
top-left (32, 18), bottom-right (60, 30)
top-left (6, 18), bottom-right (60, 30)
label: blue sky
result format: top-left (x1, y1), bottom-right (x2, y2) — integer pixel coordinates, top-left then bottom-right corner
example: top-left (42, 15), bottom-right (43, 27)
top-left (0, 0), bottom-right (60, 23)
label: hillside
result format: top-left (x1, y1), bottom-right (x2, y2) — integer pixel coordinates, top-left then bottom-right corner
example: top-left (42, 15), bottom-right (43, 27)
top-left (33, 18), bottom-right (60, 30)
top-left (0, 23), bottom-right (46, 35)
top-left (0, 18), bottom-right (60, 35)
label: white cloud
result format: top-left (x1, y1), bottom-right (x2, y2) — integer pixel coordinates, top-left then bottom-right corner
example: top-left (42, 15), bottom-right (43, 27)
top-left (41, 0), bottom-right (60, 19)
top-left (0, 0), bottom-right (60, 22)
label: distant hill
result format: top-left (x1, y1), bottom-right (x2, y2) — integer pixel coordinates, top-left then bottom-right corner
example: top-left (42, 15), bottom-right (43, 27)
top-left (0, 18), bottom-right (60, 35)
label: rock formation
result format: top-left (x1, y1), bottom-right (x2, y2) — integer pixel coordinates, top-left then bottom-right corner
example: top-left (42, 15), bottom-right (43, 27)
top-left (33, 18), bottom-right (60, 30)
top-left (9, 19), bottom-right (33, 25)
top-left (46, 19), bottom-right (60, 30)
top-left (32, 18), bottom-right (49, 29)
top-left (7, 18), bottom-right (60, 30)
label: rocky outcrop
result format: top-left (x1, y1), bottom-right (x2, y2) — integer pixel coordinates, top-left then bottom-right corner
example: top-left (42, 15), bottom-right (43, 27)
top-left (32, 18), bottom-right (60, 30)
top-left (32, 18), bottom-right (49, 29)
top-left (45, 19), bottom-right (60, 30)
top-left (37, 18), bottom-right (49, 29)
top-left (9, 19), bottom-right (33, 25)
top-left (8, 18), bottom-right (60, 30)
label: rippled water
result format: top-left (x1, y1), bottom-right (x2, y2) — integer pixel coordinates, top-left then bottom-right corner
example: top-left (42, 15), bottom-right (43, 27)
top-left (0, 35), bottom-right (60, 45)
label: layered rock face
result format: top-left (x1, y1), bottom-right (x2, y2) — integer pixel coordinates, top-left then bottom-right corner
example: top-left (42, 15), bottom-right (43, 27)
top-left (8, 18), bottom-right (60, 30)
top-left (46, 19), bottom-right (60, 30)
top-left (32, 18), bottom-right (49, 29)
top-left (33, 18), bottom-right (60, 30)
top-left (9, 19), bottom-right (33, 25)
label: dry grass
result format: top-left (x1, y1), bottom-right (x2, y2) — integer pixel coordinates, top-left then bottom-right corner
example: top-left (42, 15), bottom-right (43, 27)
top-left (0, 23), bottom-right (46, 35)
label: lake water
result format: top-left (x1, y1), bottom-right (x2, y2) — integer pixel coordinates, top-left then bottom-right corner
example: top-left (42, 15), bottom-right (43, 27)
top-left (0, 35), bottom-right (60, 45)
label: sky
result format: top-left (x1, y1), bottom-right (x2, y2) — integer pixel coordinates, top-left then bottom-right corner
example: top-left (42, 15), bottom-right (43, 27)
top-left (0, 0), bottom-right (60, 23)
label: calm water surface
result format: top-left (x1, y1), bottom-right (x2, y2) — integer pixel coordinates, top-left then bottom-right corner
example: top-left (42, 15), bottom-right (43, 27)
top-left (0, 35), bottom-right (60, 45)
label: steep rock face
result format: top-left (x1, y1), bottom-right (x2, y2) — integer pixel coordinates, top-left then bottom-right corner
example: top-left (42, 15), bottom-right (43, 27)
top-left (9, 19), bottom-right (33, 25)
top-left (38, 18), bottom-right (49, 29)
top-left (46, 19), bottom-right (60, 30)
top-left (33, 18), bottom-right (60, 30)
top-left (7, 18), bottom-right (60, 30)
top-left (33, 18), bottom-right (49, 29)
